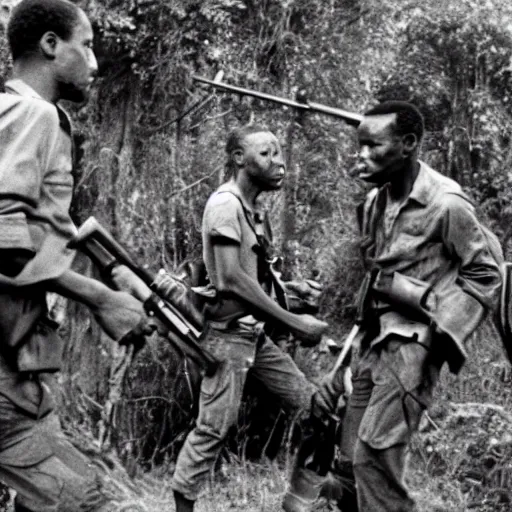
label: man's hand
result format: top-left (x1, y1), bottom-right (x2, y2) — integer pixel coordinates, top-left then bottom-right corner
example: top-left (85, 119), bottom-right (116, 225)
top-left (284, 279), bottom-right (323, 314)
top-left (289, 314), bottom-right (328, 346)
top-left (110, 265), bottom-right (152, 302)
top-left (311, 366), bottom-right (353, 423)
top-left (91, 287), bottom-right (155, 344)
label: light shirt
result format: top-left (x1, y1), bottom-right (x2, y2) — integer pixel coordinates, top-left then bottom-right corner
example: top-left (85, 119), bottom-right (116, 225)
top-left (0, 79), bottom-right (77, 286)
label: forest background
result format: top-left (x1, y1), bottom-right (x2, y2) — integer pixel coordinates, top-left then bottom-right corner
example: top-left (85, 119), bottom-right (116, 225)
top-left (2, 0), bottom-right (512, 510)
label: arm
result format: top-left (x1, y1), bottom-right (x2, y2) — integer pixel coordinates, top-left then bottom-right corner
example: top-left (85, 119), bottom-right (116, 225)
top-left (442, 194), bottom-right (501, 308)
top-left (214, 241), bottom-right (327, 344)
top-left (0, 100), bottom-right (60, 261)
top-left (48, 269), bottom-right (150, 342)
top-left (434, 194), bottom-right (502, 345)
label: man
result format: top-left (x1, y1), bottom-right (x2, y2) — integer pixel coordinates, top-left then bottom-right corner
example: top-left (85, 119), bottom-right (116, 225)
top-left (170, 124), bottom-right (329, 512)
top-left (321, 100), bottom-right (502, 511)
top-left (0, 1), bottom-right (152, 510)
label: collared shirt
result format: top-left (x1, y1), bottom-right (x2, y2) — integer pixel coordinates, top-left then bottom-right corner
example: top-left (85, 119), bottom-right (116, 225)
top-left (0, 80), bottom-right (78, 417)
top-left (359, 161), bottom-right (502, 372)
top-left (0, 79), bottom-right (77, 286)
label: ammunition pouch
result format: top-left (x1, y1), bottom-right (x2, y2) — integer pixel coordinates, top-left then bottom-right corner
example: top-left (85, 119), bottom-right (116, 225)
top-left (372, 271), bottom-right (436, 322)
top-left (284, 279), bottom-right (322, 314)
top-left (0, 287), bottom-right (64, 373)
top-left (152, 269), bottom-right (210, 331)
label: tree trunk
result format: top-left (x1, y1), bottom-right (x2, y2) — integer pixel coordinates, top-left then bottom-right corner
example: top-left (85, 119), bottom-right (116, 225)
top-left (63, 74), bottom-right (141, 446)
top-left (280, 118), bottom-right (302, 280)
top-left (450, 67), bottom-right (473, 187)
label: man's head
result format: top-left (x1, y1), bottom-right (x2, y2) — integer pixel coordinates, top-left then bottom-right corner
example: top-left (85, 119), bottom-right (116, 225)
top-left (354, 101), bottom-right (424, 185)
top-left (8, 0), bottom-right (97, 103)
top-left (226, 124), bottom-right (286, 191)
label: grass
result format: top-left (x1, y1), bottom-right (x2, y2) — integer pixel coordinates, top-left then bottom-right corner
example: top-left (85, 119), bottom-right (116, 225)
top-left (3, 320), bottom-right (511, 512)
top-left (126, 319), bottom-right (512, 512)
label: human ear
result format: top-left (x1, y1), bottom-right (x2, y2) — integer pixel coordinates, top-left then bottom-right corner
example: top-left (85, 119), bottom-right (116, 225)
top-left (402, 133), bottom-right (418, 156)
top-left (40, 32), bottom-right (58, 59)
top-left (232, 149), bottom-right (245, 166)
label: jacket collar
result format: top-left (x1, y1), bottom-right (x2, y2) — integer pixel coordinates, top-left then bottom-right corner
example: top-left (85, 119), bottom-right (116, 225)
top-left (406, 160), bottom-right (436, 207)
top-left (378, 160), bottom-right (434, 208)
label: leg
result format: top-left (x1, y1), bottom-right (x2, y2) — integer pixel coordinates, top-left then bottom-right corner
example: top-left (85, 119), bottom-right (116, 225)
top-left (250, 336), bottom-right (316, 412)
top-left (172, 335), bottom-right (255, 505)
top-left (248, 337), bottom-right (325, 512)
top-left (353, 440), bottom-right (416, 512)
top-left (353, 339), bottom-right (440, 512)
top-left (326, 350), bottom-right (374, 512)
top-left (0, 409), bottom-right (111, 512)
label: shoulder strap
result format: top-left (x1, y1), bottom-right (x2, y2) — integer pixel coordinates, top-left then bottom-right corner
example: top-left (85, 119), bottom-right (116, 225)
top-left (215, 190), bottom-right (288, 310)
top-left (216, 190), bottom-right (260, 237)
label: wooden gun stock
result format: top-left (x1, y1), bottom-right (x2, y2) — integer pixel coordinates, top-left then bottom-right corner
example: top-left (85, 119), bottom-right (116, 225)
top-left (73, 217), bottom-right (219, 375)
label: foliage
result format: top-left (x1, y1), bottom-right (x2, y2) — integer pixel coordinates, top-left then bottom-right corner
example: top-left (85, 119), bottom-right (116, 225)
top-left (376, 0), bottom-right (512, 251)
top-left (2, 0), bottom-right (512, 506)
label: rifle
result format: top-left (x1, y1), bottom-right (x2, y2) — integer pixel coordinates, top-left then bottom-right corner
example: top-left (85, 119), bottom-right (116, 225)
top-left (193, 75), bottom-right (363, 127)
top-left (72, 217), bottom-right (219, 376)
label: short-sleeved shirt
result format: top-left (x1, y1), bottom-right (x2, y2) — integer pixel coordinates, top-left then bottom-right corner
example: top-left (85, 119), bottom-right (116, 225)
top-left (202, 180), bottom-right (262, 321)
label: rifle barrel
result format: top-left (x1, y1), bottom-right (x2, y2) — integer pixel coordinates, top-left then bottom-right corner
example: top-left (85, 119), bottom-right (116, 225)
top-left (193, 75), bottom-right (362, 126)
top-left (193, 75), bottom-right (311, 110)
top-left (307, 101), bottom-right (362, 126)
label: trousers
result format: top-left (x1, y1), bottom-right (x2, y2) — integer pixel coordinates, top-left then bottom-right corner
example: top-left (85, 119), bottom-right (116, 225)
top-left (340, 337), bottom-right (442, 511)
top-left (0, 395), bottom-right (112, 512)
top-left (171, 329), bottom-right (316, 500)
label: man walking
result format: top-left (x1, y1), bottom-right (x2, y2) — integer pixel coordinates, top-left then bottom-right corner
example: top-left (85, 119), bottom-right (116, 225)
top-left (0, 1), bottom-right (152, 510)
top-left (321, 100), bottom-right (502, 511)
top-left (171, 124), bottom-right (330, 512)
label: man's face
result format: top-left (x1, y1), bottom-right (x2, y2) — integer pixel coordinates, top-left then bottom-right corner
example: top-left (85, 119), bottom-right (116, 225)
top-left (242, 131), bottom-right (286, 191)
top-left (54, 10), bottom-right (97, 103)
top-left (354, 113), bottom-right (406, 185)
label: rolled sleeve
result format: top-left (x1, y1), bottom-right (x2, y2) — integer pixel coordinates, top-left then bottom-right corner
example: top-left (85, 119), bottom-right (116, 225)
top-left (0, 99), bottom-right (60, 205)
top-left (203, 194), bottom-right (242, 244)
top-left (431, 193), bottom-right (502, 367)
top-left (0, 99), bottom-right (61, 252)
top-left (441, 193), bottom-right (502, 310)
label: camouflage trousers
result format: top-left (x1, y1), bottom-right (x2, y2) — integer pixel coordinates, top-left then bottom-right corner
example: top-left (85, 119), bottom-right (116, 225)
top-left (340, 336), bottom-right (442, 512)
top-left (0, 395), bottom-right (111, 512)
top-left (171, 328), bottom-right (316, 501)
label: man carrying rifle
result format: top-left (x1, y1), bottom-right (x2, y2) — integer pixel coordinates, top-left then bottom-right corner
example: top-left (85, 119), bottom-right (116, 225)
top-left (319, 101), bottom-right (502, 511)
top-left (170, 124), bottom-right (330, 512)
top-left (0, 1), bottom-right (153, 510)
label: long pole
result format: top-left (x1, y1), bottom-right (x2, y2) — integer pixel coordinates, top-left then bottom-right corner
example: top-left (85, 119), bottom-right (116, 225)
top-left (192, 75), bottom-right (362, 126)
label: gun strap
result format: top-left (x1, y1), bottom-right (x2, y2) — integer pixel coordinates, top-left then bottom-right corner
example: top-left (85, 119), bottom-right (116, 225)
top-left (216, 190), bottom-right (288, 311)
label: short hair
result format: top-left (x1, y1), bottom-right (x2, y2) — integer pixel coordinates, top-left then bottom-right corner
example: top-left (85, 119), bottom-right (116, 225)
top-left (225, 124), bottom-right (270, 177)
top-left (364, 101), bottom-right (425, 141)
top-left (7, 0), bottom-right (81, 61)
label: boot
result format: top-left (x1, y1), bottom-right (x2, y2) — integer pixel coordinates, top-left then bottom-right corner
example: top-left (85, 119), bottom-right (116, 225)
top-left (282, 466), bottom-right (326, 512)
top-left (322, 458), bottom-right (358, 512)
top-left (321, 470), bottom-right (358, 512)
top-left (174, 491), bottom-right (195, 512)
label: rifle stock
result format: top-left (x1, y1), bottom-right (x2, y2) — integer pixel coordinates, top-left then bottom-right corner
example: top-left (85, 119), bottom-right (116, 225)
top-left (73, 217), bottom-right (219, 376)
top-left (193, 75), bottom-right (363, 127)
